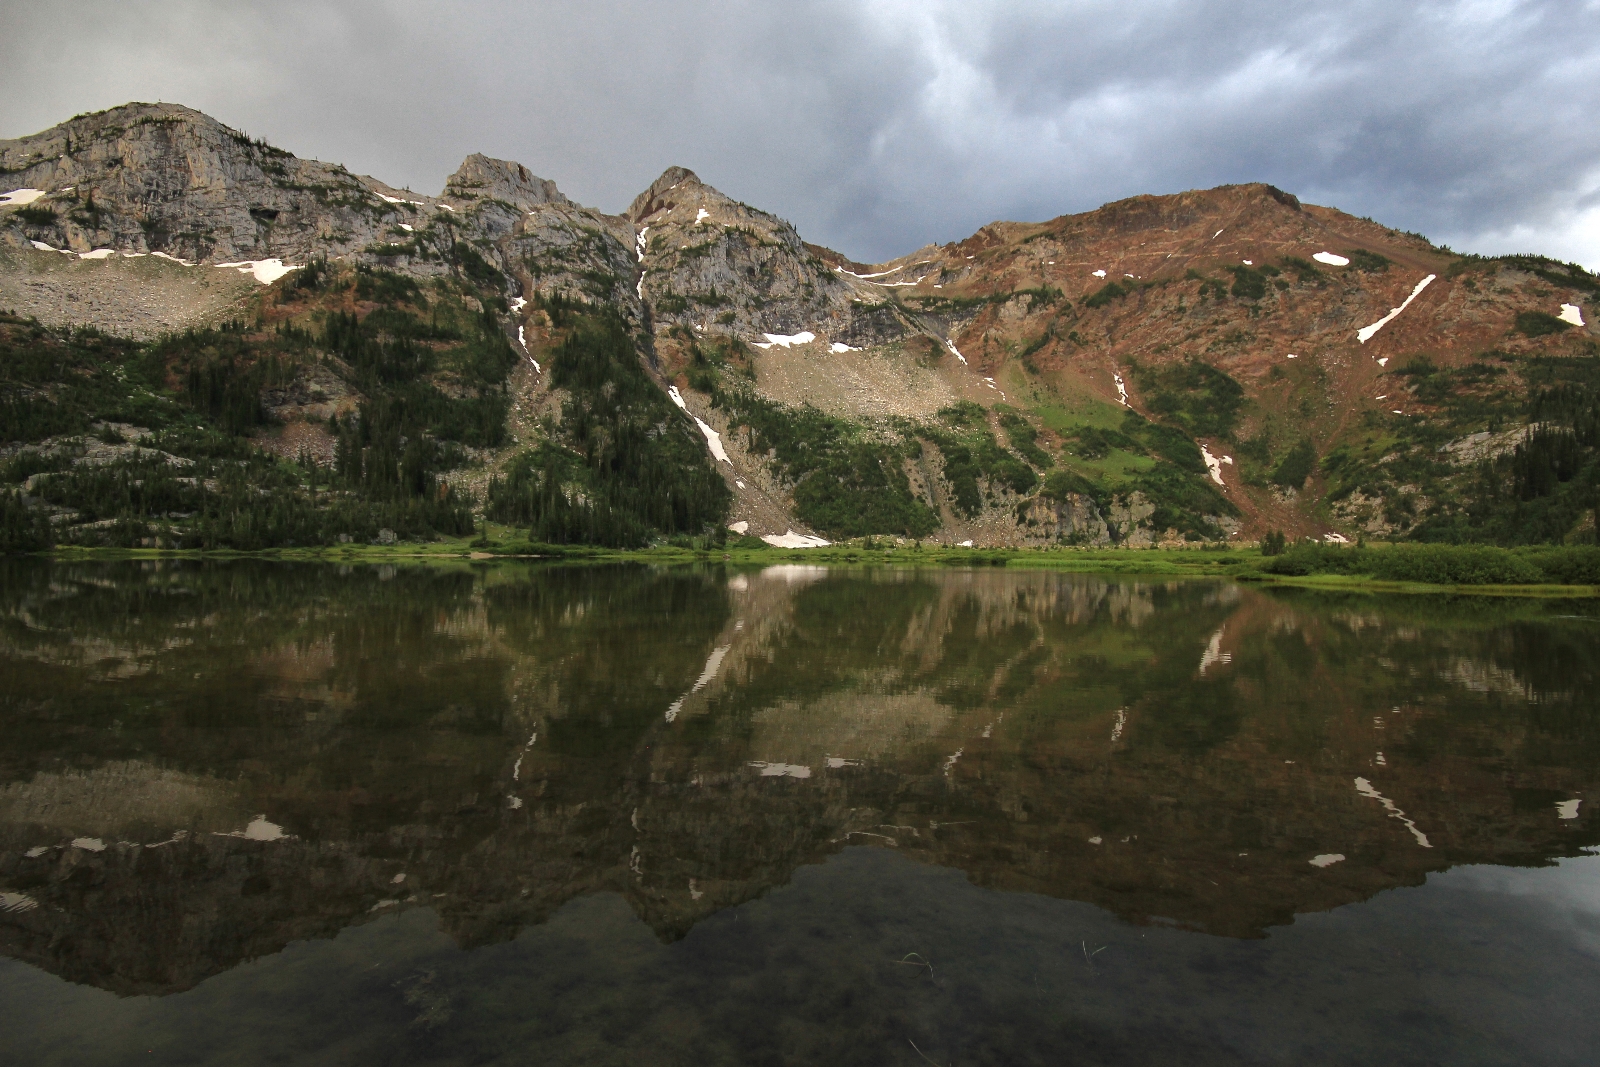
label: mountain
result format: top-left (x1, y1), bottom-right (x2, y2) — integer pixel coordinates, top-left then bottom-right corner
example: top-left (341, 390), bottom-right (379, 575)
top-left (2, 102), bottom-right (1597, 550)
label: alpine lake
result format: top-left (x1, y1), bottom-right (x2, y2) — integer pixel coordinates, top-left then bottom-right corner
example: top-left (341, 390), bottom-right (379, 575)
top-left (1, 559), bottom-right (1597, 1066)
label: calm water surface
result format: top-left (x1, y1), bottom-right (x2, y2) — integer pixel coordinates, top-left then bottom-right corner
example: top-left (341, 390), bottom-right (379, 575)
top-left (0, 560), bottom-right (1597, 1065)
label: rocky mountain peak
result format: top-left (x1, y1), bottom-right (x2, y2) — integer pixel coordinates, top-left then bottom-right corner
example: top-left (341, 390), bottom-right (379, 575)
top-left (627, 166), bottom-right (703, 221)
top-left (442, 153), bottom-right (569, 212)
top-left (0, 102), bottom-right (399, 265)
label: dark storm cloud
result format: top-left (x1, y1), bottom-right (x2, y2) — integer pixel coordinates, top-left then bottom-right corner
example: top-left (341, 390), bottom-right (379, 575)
top-left (3, 0), bottom-right (1599, 264)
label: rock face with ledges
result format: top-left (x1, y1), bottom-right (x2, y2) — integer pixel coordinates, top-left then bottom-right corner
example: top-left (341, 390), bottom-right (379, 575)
top-left (627, 166), bottom-right (909, 347)
top-left (0, 102), bottom-right (413, 263)
top-left (443, 154), bottom-right (570, 214)
top-left (500, 199), bottom-right (642, 324)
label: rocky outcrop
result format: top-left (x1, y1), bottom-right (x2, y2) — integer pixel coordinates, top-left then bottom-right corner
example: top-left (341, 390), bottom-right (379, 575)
top-left (1017, 490), bottom-right (1170, 546)
top-left (443, 154), bottom-right (570, 213)
top-left (0, 103), bottom-right (413, 263)
top-left (627, 167), bottom-right (909, 346)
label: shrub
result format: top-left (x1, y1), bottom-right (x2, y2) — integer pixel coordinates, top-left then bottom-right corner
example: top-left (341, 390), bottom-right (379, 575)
top-left (354, 265), bottom-right (421, 304)
top-left (1228, 265), bottom-right (1268, 301)
top-left (1261, 544), bottom-right (1368, 576)
top-left (1346, 249), bottom-right (1391, 273)
top-left (1271, 439), bottom-right (1318, 489)
top-left (1083, 281), bottom-right (1126, 308)
top-left (446, 242), bottom-right (504, 288)
top-left (1264, 543), bottom-right (1549, 584)
top-left (1526, 546), bottom-right (1600, 584)
top-left (1042, 470), bottom-right (1102, 502)
top-left (1134, 360), bottom-right (1244, 438)
top-left (997, 410), bottom-right (1052, 469)
top-left (1515, 310), bottom-right (1573, 338)
top-left (1370, 545), bottom-right (1544, 585)
top-left (16, 206), bottom-right (57, 226)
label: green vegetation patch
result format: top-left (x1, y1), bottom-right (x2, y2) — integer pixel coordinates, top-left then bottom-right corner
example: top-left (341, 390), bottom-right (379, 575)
top-left (1345, 249), bottom-right (1392, 273)
top-left (1327, 352), bottom-right (1600, 545)
top-left (1040, 407), bottom-right (1235, 540)
top-left (0, 316), bottom-right (171, 443)
top-left (1259, 542), bottom-right (1600, 585)
top-left (1130, 358), bottom-right (1245, 438)
top-left (709, 386), bottom-right (936, 537)
top-left (1083, 281), bottom-right (1127, 309)
top-left (1271, 438), bottom-right (1318, 489)
top-left (1, 258), bottom-right (527, 553)
top-left (1280, 256), bottom-right (1324, 283)
top-left (487, 315), bottom-right (731, 547)
top-left (1516, 310), bottom-right (1573, 338)
top-left (1227, 265), bottom-right (1269, 301)
top-left (925, 402), bottom-right (1037, 517)
top-left (996, 407), bottom-right (1053, 469)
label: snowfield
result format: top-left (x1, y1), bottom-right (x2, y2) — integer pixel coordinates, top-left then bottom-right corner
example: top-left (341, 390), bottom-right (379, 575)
top-left (761, 530), bottom-right (831, 548)
top-left (1559, 303), bottom-right (1586, 326)
top-left (693, 417), bottom-right (731, 464)
top-left (217, 259), bottom-right (299, 284)
top-left (1313, 252), bottom-right (1350, 266)
top-left (0, 188), bottom-right (47, 206)
top-left (757, 331), bottom-right (816, 349)
top-left (1200, 444), bottom-right (1233, 486)
top-left (1357, 274), bottom-right (1435, 343)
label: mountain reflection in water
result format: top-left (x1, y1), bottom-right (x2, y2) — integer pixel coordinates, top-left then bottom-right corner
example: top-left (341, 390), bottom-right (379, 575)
top-left (1, 560), bottom-right (1597, 1063)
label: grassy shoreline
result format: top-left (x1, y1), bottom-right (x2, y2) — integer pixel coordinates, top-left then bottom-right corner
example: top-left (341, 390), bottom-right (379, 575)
top-left (29, 534), bottom-right (1600, 598)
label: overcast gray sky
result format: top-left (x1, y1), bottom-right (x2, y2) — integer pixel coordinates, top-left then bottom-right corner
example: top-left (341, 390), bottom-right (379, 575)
top-left (4, 0), bottom-right (1599, 266)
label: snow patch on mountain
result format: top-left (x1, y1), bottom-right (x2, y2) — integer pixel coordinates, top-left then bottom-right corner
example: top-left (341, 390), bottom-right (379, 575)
top-left (694, 417), bottom-right (731, 464)
top-left (217, 259), bottom-right (299, 284)
top-left (836, 266), bottom-right (903, 280)
top-left (1357, 275), bottom-right (1435, 343)
top-left (756, 331), bottom-right (815, 349)
top-left (1201, 444), bottom-right (1233, 486)
top-left (762, 530), bottom-right (831, 548)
